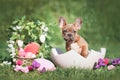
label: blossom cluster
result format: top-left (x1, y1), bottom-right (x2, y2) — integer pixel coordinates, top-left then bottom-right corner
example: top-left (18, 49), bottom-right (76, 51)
top-left (0, 61), bottom-right (12, 66)
top-left (94, 58), bottom-right (120, 70)
top-left (14, 58), bottom-right (56, 73)
top-left (3, 17), bottom-right (51, 66)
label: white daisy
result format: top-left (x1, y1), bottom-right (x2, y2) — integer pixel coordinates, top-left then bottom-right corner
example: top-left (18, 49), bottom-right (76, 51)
top-left (16, 26), bottom-right (22, 30)
top-left (8, 44), bottom-right (13, 48)
top-left (39, 34), bottom-right (46, 43)
top-left (17, 40), bottom-right (23, 47)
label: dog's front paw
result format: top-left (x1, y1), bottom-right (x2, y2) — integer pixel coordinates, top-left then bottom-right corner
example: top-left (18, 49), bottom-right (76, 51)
top-left (71, 43), bottom-right (81, 53)
top-left (71, 43), bottom-right (78, 49)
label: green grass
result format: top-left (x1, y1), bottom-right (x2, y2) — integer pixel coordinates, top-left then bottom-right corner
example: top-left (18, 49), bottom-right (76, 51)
top-left (0, 66), bottom-right (120, 80)
top-left (0, 0), bottom-right (120, 80)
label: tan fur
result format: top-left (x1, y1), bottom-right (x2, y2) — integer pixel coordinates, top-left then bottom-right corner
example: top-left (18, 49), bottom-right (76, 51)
top-left (59, 17), bottom-right (88, 57)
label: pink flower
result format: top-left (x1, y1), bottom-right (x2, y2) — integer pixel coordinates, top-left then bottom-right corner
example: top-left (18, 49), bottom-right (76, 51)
top-left (16, 59), bottom-right (23, 66)
top-left (107, 65), bottom-right (115, 70)
top-left (103, 58), bottom-right (109, 65)
top-left (18, 48), bottom-right (26, 57)
top-left (14, 65), bottom-right (22, 72)
top-left (28, 66), bottom-right (33, 71)
top-left (21, 67), bottom-right (29, 73)
top-left (14, 65), bottom-right (29, 73)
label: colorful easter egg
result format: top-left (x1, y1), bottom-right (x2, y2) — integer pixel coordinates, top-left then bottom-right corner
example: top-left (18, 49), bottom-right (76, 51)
top-left (24, 42), bottom-right (40, 54)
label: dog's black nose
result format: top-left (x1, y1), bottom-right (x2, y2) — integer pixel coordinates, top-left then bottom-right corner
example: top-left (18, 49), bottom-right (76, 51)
top-left (67, 34), bottom-right (72, 37)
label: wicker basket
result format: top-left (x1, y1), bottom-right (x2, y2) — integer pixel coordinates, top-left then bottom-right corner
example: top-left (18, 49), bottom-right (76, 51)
top-left (15, 56), bottom-right (36, 66)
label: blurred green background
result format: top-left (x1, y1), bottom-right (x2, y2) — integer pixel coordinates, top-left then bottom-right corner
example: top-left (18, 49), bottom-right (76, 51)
top-left (0, 0), bottom-right (120, 61)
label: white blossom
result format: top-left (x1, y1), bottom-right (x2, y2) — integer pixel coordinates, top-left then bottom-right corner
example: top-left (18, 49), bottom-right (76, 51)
top-left (12, 27), bottom-right (17, 31)
top-left (16, 26), bottom-right (22, 30)
top-left (17, 40), bottom-right (23, 47)
top-left (10, 53), bottom-right (16, 58)
top-left (3, 61), bottom-right (8, 64)
top-left (44, 27), bottom-right (49, 32)
top-left (41, 24), bottom-right (49, 32)
top-left (11, 47), bottom-right (15, 53)
top-left (8, 40), bottom-right (15, 44)
top-left (39, 34), bottom-right (46, 43)
top-left (13, 58), bottom-right (17, 62)
top-left (13, 65), bottom-right (15, 68)
top-left (2, 61), bottom-right (11, 65)
top-left (8, 44), bottom-right (13, 48)
top-left (6, 48), bottom-right (11, 52)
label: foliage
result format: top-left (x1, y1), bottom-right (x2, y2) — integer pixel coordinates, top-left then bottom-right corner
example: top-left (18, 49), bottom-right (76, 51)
top-left (0, 65), bottom-right (120, 80)
top-left (5, 16), bottom-right (51, 65)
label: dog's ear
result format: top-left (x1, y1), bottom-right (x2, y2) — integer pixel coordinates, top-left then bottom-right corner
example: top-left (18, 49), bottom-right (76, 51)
top-left (74, 18), bottom-right (82, 30)
top-left (59, 17), bottom-right (67, 28)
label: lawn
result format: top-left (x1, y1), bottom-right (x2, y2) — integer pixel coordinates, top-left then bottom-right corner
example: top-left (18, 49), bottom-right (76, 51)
top-left (0, 0), bottom-right (120, 80)
top-left (0, 65), bottom-right (120, 80)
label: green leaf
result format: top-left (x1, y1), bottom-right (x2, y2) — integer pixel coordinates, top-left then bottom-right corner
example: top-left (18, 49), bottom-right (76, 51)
top-left (21, 35), bottom-right (25, 40)
top-left (46, 35), bottom-right (51, 40)
top-left (21, 16), bottom-right (26, 21)
top-left (31, 25), bottom-right (36, 28)
top-left (36, 20), bottom-right (41, 26)
top-left (12, 20), bottom-right (19, 25)
top-left (10, 34), bottom-right (18, 40)
top-left (18, 21), bottom-right (23, 25)
top-left (25, 26), bottom-right (30, 30)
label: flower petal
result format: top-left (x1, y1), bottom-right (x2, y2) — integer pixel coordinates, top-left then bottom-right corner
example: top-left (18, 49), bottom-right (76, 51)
top-left (107, 65), bottom-right (115, 70)
top-left (39, 35), bottom-right (46, 43)
top-left (17, 40), bottom-right (23, 48)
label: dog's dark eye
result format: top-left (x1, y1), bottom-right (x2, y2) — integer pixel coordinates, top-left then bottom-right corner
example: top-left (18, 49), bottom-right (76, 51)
top-left (63, 30), bottom-right (67, 33)
top-left (73, 30), bottom-right (76, 33)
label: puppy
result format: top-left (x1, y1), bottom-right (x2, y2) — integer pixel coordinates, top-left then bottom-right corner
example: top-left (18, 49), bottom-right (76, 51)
top-left (59, 17), bottom-right (88, 57)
